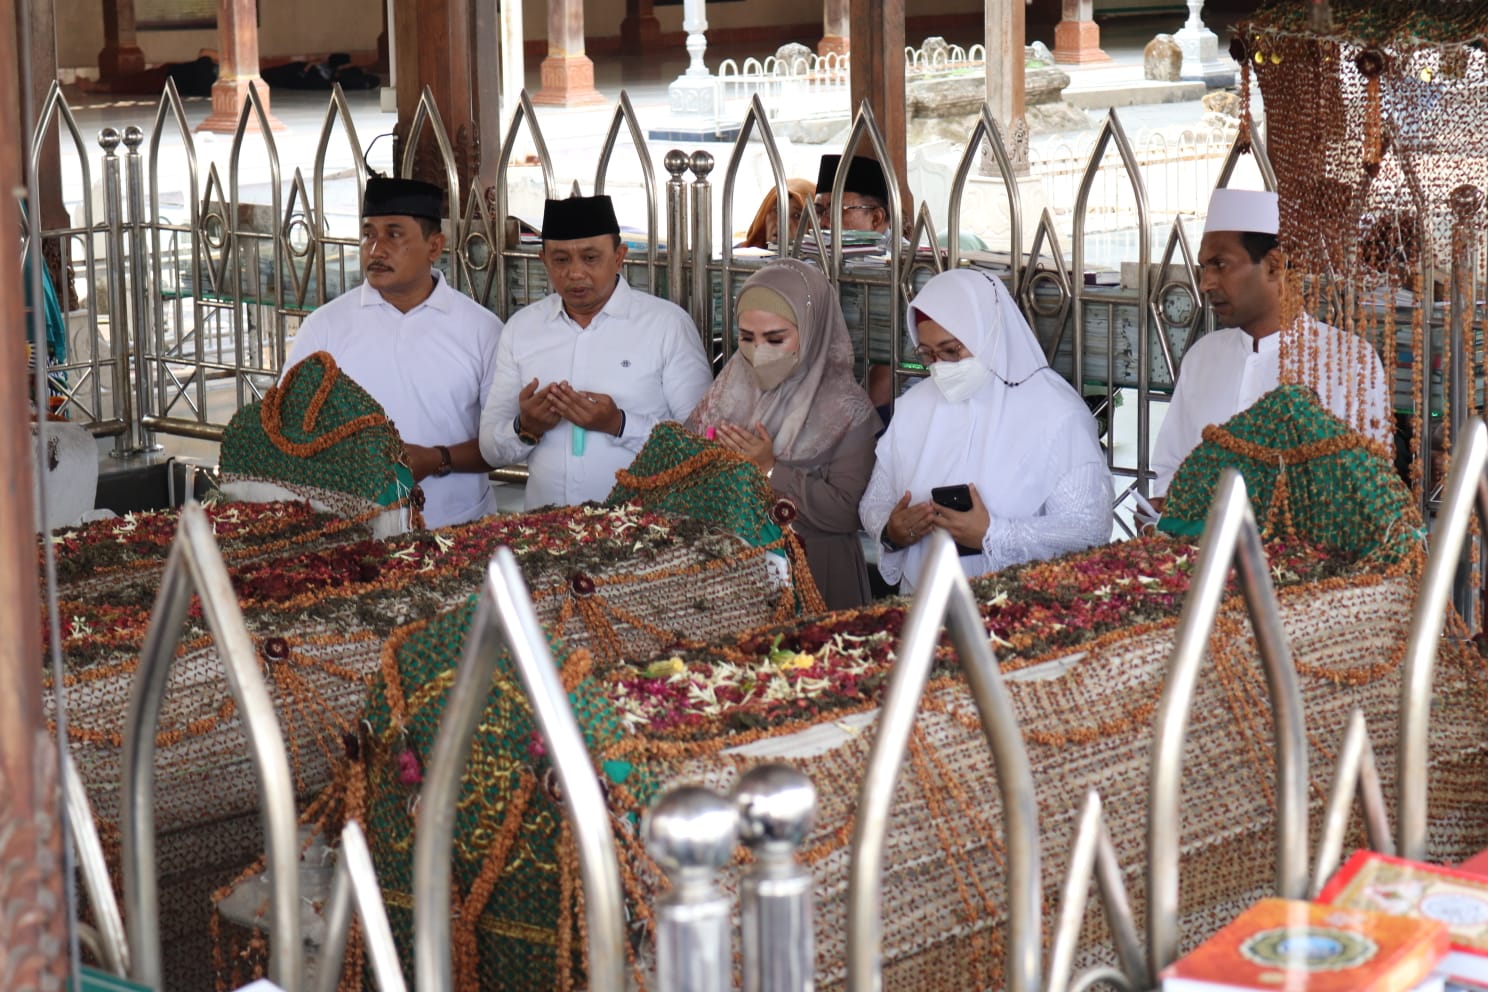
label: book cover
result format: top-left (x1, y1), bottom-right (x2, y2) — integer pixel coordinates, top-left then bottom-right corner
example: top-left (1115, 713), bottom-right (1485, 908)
top-left (1320, 849), bottom-right (1488, 987)
top-left (1160, 897), bottom-right (1448, 992)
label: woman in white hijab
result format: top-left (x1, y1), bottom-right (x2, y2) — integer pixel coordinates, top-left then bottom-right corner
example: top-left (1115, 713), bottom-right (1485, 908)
top-left (687, 259), bottom-right (880, 609)
top-left (858, 268), bottom-right (1110, 592)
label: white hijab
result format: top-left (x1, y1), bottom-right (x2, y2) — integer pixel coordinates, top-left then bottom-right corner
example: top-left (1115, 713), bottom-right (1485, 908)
top-left (874, 268), bottom-right (1105, 585)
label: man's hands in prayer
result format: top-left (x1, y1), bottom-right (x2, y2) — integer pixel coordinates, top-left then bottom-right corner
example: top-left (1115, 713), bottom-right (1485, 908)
top-left (517, 379), bottom-right (562, 439)
top-left (932, 483), bottom-right (990, 551)
top-left (715, 421), bottom-right (774, 473)
top-left (549, 381), bottom-right (624, 436)
top-left (886, 491), bottom-right (938, 549)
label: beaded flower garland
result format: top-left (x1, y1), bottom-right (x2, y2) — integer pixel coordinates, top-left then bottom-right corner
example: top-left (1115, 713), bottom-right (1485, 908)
top-left (347, 527), bottom-right (1404, 991)
top-left (219, 350), bottom-right (423, 526)
top-left (1158, 384), bottom-right (1423, 568)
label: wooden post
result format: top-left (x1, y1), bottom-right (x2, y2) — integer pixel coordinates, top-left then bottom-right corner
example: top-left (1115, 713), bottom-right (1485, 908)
top-left (0, 2), bottom-right (68, 989)
top-left (98, 0), bottom-right (146, 80)
top-left (391, 0), bottom-right (481, 190)
top-left (985, 0), bottom-right (1029, 175)
top-left (197, 0), bottom-right (285, 132)
top-left (819, 0), bottom-right (849, 57)
top-left (621, 0), bottom-right (661, 52)
top-left (848, 0), bottom-right (905, 196)
top-left (1053, 0), bottom-right (1109, 64)
top-left (532, 0), bottom-right (605, 106)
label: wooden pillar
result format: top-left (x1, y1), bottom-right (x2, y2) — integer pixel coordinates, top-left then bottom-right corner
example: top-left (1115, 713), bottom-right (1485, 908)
top-left (621, 0), bottom-right (661, 52)
top-left (18, 0), bottom-right (69, 299)
top-left (0, 2), bottom-right (68, 990)
top-left (1053, 0), bottom-right (1109, 64)
top-left (197, 0), bottom-right (285, 132)
top-left (98, 0), bottom-right (145, 80)
top-left (985, 0), bottom-right (1029, 175)
top-left (848, 0), bottom-right (905, 199)
top-left (531, 0), bottom-right (605, 107)
top-left (819, 0), bottom-right (849, 57)
top-left (392, 0), bottom-right (481, 190)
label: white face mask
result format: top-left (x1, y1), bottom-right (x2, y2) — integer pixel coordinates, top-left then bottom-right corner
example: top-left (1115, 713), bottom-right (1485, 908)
top-left (929, 357), bottom-right (990, 403)
top-left (738, 341), bottom-right (800, 391)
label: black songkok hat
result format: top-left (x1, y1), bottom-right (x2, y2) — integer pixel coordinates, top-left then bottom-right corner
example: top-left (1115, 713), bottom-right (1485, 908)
top-left (542, 195), bottom-right (621, 241)
top-left (815, 154), bottom-right (889, 203)
top-left (362, 177), bottom-right (444, 222)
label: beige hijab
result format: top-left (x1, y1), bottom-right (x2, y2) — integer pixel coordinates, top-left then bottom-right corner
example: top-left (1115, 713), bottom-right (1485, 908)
top-left (687, 259), bottom-right (875, 462)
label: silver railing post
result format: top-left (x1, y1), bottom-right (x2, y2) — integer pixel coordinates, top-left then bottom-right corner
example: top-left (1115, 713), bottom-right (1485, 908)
top-left (735, 764), bottom-right (816, 992)
top-left (121, 503), bottom-right (302, 990)
top-left (1447, 185), bottom-right (1483, 629)
top-left (413, 550), bottom-right (626, 992)
top-left (99, 127), bottom-right (138, 456)
top-left (689, 151), bottom-right (715, 352)
top-left (665, 149), bottom-right (691, 313)
top-left (316, 821), bottom-right (409, 992)
top-left (122, 124), bottom-right (160, 452)
top-left (645, 784), bottom-right (738, 992)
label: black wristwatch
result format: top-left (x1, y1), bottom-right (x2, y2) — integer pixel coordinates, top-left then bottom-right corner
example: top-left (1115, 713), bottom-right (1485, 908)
top-left (514, 414), bottom-right (540, 447)
top-left (433, 445), bottom-right (453, 478)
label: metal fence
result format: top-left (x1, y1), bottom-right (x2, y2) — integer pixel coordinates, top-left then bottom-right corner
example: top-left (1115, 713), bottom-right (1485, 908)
top-left (19, 78), bottom-right (1469, 518)
top-left (81, 432), bottom-right (1485, 989)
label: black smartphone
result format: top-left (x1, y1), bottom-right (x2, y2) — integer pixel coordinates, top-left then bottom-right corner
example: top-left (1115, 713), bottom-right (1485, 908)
top-left (931, 484), bottom-right (973, 513)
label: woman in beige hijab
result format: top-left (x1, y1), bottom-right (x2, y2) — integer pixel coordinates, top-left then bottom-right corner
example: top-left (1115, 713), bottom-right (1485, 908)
top-left (687, 259), bottom-right (880, 609)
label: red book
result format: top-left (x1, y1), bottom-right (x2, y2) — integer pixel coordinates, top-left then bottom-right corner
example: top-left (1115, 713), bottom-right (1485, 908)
top-left (1320, 849), bottom-right (1488, 989)
top-left (1159, 897), bottom-right (1449, 992)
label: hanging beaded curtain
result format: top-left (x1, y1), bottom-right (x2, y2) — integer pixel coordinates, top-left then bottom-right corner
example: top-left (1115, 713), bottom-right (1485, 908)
top-left (1238, 2), bottom-right (1488, 504)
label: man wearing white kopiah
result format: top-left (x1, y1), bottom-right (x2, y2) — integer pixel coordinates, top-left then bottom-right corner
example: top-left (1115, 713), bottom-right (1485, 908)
top-left (1150, 188), bottom-right (1393, 500)
top-left (858, 269), bottom-right (1110, 593)
top-left (478, 195), bottom-right (713, 508)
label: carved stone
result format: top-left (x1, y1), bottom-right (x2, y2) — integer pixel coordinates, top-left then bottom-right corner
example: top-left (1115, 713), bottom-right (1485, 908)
top-left (1144, 34), bottom-right (1183, 83)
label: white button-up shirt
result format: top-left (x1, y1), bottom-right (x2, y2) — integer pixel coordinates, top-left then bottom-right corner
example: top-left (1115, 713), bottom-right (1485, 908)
top-left (1152, 320), bottom-right (1393, 496)
top-left (282, 270), bottom-right (502, 528)
top-left (479, 277), bottom-right (713, 508)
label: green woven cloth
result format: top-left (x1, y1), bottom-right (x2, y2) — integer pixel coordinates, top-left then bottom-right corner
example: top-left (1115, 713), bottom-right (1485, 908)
top-left (364, 598), bottom-right (645, 990)
top-left (605, 421), bottom-right (784, 548)
top-left (220, 351), bottom-right (414, 509)
top-left (1245, 0), bottom-right (1486, 45)
top-left (1158, 384), bottom-right (1422, 566)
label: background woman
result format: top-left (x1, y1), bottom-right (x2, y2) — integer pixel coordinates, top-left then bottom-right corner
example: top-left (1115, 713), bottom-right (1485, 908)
top-left (688, 258), bottom-right (880, 609)
top-left (740, 179), bottom-right (816, 249)
top-left (859, 268), bottom-right (1110, 593)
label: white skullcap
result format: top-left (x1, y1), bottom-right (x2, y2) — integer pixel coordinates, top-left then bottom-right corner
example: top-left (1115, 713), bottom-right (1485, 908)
top-left (1204, 188), bottom-right (1279, 235)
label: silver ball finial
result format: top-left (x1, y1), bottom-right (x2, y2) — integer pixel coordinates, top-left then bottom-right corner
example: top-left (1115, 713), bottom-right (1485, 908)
top-left (734, 765), bottom-right (815, 852)
top-left (98, 128), bottom-right (121, 152)
top-left (643, 785), bottom-right (738, 881)
top-left (689, 150), bottom-right (715, 180)
top-left (664, 149), bottom-right (691, 179)
top-left (123, 125), bottom-right (145, 147)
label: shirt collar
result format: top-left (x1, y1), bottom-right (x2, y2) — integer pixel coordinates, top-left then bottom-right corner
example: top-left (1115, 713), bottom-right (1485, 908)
top-left (547, 273), bottom-right (634, 326)
top-left (358, 268), bottom-right (454, 313)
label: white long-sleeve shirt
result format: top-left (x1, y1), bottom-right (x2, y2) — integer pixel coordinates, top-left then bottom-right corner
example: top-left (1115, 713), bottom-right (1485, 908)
top-left (479, 278), bottom-right (713, 508)
top-left (281, 270), bottom-right (502, 528)
top-left (1152, 321), bottom-right (1393, 496)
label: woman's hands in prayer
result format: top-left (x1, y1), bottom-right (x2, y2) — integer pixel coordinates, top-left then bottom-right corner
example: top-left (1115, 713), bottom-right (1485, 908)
top-left (886, 491), bottom-right (937, 548)
top-left (932, 482), bottom-right (990, 551)
top-left (548, 381), bottom-right (624, 436)
top-left (715, 421), bottom-right (775, 474)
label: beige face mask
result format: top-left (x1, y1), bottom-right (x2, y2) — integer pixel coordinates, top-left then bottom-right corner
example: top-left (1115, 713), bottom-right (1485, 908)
top-left (738, 341), bottom-right (799, 391)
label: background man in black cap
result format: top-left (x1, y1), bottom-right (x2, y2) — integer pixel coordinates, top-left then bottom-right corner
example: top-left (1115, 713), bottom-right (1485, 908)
top-left (281, 176), bottom-right (501, 528)
top-left (479, 194), bottom-right (712, 508)
top-left (814, 154), bottom-right (892, 236)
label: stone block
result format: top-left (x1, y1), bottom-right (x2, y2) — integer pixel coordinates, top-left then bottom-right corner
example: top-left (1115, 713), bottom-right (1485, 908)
top-left (1144, 34), bottom-right (1183, 82)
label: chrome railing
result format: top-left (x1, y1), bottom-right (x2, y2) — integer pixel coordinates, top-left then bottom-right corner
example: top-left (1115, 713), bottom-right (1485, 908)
top-left (120, 502), bottom-right (302, 989)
